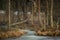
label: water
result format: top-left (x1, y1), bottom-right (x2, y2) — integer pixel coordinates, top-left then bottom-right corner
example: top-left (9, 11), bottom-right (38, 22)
top-left (0, 30), bottom-right (60, 40)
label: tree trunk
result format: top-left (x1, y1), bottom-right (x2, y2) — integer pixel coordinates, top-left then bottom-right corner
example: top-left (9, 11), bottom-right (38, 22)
top-left (31, 0), bottom-right (37, 25)
top-left (57, 18), bottom-right (59, 30)
top-left (46, 0), bottom-right (49, 27)
top-left (37, 0), bottom-right (43, 27)
top-left (8, 0), bottom-right (11, 30)
top-left (51, 0), bottom-right (53, 28)
top-left (17, 0), bottom-right (20, 22)
top-left (44, 13), bottom-right (46, 30)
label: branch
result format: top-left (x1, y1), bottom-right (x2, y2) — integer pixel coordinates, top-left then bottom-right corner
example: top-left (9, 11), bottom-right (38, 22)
top-left (10, 19), bottom-right (28, 26)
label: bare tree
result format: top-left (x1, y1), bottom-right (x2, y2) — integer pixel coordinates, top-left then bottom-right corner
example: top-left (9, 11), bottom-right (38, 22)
top-left (46, 0), bottom-right (49, 27)
top-left (31, 0), bottom-right (33, 25)
top-left (31, 0), bottom-right (37, 25)
top-left (8, 0), bottom-right (11, 30)
top-left (51, 0), bottom-right (53, 28)
top-left (44, 13), bottom-right (46, 30)
top-left (57, 18), bottom-right (59, 30)
top-left (17, 0), bottom-right (20, 22)
top-left (37, 0), bottom-right (43, 27)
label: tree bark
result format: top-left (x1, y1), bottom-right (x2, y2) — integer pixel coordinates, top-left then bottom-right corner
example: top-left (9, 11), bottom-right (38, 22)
top-left (37, 0), bottom-right (43, 27)
top-left (51, 0), bottom-right (53, 28)
top-left (44, 13), bottom-right (46, 30)
top-left (46, 0), bottom-right (49, 27)
top-left (57, 18), bottom-right (59, 30)
top-left (8, 0), bottom-right (11, 30)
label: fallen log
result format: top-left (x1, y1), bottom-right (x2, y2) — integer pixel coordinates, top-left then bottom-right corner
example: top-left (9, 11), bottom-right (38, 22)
top-left (10, 19), bottom-right (28, 26)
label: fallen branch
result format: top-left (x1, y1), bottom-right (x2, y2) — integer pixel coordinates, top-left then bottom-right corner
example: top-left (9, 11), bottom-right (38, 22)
top-left (10, 19), bottom-right (28, 26)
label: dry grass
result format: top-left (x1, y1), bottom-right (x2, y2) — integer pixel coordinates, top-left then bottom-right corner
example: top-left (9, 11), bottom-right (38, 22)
top-left (36, 29), bottom-right (60, 36)
top-left (0, 29), bottom-right (26, 39)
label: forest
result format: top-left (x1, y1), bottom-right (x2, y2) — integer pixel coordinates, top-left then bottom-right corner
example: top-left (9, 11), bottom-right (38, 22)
top-left (0, 0), bottom-right (60, 39)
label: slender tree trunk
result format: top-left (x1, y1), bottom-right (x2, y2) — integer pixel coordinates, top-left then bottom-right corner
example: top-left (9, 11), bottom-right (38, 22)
top-left (38, 0), bottom-right (43, 27)
top-left (17, 0), bottom-right (20, 22)
top-left (44, 13), bottom-right (46, 30)
top-left (22, 0), bottom-right (27, 29)
top-left (8, 0), bottom-right (11, 30)
top-left (11, 0), bottom-right (14, 23)
top-left (23, 0), bottom-right (27, 20)
top-left (46, 0), bottom-right (49, 27)
top-left (57, 18), bottom-right (59, 30)
top-left (33, 0), bottom-right (37, 30)
top-left (51, 0), bottom-right (53, 28)
top-left (31, 0), bottom-right (34, 25)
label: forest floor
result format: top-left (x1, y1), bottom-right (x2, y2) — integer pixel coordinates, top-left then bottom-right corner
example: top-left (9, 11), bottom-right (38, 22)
top-left (0, 29), bottom-right (26, 39)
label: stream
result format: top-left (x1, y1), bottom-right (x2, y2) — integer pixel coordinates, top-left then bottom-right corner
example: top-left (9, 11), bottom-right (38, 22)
top-left (1, 30), bottom-right (60, 40)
